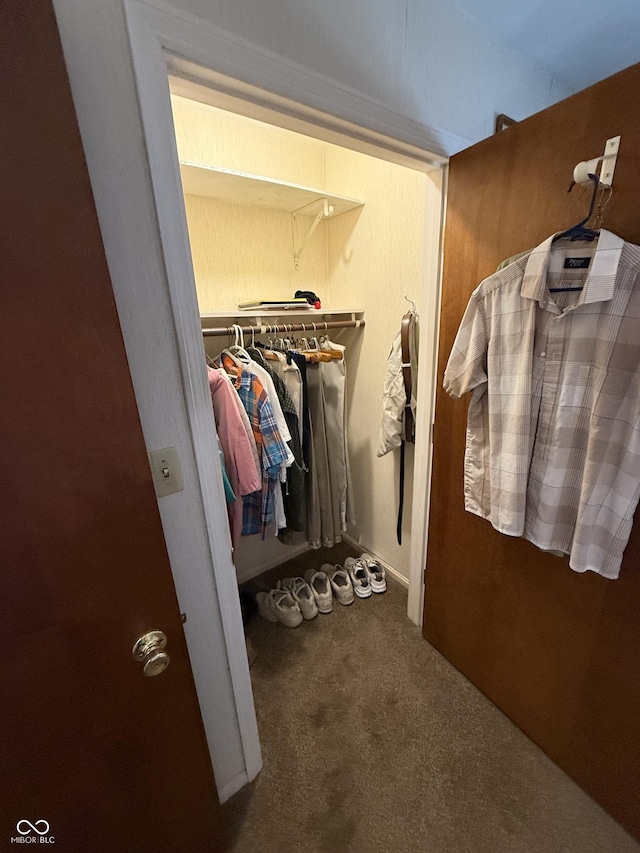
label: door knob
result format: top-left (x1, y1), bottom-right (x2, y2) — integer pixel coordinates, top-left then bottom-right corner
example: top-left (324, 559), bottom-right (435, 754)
top-left (132, 630), bottom-right (170, 677)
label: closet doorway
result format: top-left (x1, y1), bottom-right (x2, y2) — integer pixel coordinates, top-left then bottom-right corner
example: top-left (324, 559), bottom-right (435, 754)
top-left (111, 0), bottom-right (444, 800)
top-left (162, 78), bottom-right (444, 792)
top-left (168, 92), bottom-right (437, 591)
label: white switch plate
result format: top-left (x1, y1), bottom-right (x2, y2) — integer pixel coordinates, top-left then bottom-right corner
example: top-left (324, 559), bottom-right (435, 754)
top-left (148, 446), bottom-right (185, 497)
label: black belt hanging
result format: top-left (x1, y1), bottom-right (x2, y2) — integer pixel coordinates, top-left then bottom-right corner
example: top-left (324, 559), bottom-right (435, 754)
top-left (397, 312), bottom-right (414, 545)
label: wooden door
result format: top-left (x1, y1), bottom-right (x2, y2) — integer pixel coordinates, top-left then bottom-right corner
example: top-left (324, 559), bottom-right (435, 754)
top-left (424, 63), bottom-right (640, 839)
top-left (0, 3), bottom-right (224, 850)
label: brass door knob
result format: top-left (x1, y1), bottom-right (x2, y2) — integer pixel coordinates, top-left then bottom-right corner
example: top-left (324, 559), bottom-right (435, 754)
top-left (132, 630), bottom-right (170, 677)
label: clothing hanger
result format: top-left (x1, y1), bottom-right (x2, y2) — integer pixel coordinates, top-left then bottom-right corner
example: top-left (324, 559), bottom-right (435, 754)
top-left (318, 322), bottom-right (341, 358)
top-left (403, 294), bottom-right (418, 314)
top-left (548, 174), bottom-right (601, 294)
top-left (319, 333), bottom-right (343, 360)
top-left (228, 323), bottom-right (253, 364)
top-left (251, 336), bottom-right (280, 362)
top-left (220, 347), bottom-right (244, 369)
top-left (296, 323), bottom-right (331, 361)
top-left (553, 173), bottom-right (600, 243)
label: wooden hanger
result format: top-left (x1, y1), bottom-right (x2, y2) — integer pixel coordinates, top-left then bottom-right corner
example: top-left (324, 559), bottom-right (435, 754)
top-left (301, 350), bottom-right (331, 362)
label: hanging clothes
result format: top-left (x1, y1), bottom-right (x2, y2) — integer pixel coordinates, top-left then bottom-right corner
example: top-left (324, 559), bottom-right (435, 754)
top-left (247, 346), bottom-right (307, 536)
top-left (290, 350), bottom-right (320, 548)
top-left (207, 367), bottom-right (261, 545)
top-left (216, 367), bottom-right (261, 481)
top-left (219, 357), bottom-right (291, 539)
top-left (270, 351), bottom-right (304, 449)
top-left (301, 338), bottom-right (356, 548)
top-left (444, 229), bottom-right (640, 579)
top-left (306, 360), bottom-right (335, 547)
top-left (321, 337), bottom-right (356, 531)
top-left (377, 312), bottom-right (418, 456)
top-left (377, 310), bottom-right (419, 544)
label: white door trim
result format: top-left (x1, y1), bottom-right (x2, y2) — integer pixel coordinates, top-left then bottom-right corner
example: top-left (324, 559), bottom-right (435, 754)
top-left (122, 0), bottom-right (263, 788)
top-left (71, 0), bottom-right (446, 793)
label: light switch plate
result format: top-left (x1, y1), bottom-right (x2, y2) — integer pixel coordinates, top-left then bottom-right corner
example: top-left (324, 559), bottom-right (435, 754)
top-left (148, 446), bottom-right (185, 497)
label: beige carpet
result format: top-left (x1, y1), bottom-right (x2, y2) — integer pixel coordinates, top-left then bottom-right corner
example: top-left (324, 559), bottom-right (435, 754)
top-left (224, 543), bottom-right (639, 853)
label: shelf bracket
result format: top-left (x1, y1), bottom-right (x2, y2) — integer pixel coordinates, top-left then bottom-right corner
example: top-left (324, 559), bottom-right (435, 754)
top-left (292, 197), bottom-right (334, 270)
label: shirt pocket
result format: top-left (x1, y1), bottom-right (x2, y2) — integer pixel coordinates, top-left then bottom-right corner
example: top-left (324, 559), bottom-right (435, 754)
top-left (558, 363), bottom-right (593, 409)
top-left (593, 368), bottom-right (640, 424)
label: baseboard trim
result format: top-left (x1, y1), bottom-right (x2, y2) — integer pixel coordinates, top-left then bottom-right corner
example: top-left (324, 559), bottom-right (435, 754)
top-left (235, 541), bottom-right (311, 584)
top-left (342, 533), bottom-right (410, 589)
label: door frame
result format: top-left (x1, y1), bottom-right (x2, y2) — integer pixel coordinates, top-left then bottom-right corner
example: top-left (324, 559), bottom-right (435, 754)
top-left (56, 0), bottom-right (446, 797)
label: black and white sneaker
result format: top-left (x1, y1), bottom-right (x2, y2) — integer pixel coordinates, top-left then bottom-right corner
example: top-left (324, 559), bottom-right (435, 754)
top-left (360, 553), bottom-right (386, 594)
top-left (344, 557), bottom-right (372, 598)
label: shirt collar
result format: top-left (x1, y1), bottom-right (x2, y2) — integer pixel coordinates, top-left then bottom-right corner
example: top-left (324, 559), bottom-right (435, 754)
top-left (521, 229), bottom-right (624, 307)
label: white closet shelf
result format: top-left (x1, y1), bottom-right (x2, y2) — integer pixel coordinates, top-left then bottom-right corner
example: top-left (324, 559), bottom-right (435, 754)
top-left (201, 308), bottom-right (364, 324)
top-left (179, 161), bottom-right (364, 216)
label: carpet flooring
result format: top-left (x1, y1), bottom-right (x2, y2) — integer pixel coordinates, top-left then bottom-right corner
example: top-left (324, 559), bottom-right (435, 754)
top-left (223, 543), bottom-right (639, 853)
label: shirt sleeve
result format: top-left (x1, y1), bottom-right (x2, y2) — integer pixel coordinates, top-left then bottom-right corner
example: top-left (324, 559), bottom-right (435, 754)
top-left (230, 420), bottom-right (262, 496)
top-left (443, 293), bottom-right (488, 399)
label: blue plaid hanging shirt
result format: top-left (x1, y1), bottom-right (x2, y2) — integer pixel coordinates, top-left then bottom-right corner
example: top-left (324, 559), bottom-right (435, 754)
top-left (220, 356), bottom-right (290, 537)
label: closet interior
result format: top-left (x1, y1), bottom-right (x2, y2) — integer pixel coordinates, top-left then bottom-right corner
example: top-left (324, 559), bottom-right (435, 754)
top-left (169, 94), bottom-right (431, 593)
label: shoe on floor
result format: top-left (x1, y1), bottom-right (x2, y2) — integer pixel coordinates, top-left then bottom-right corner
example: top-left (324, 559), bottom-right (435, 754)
top-left (278, 576), bottom-right (305, 593)
top-left (322, 563), bottom-right (354, 605)
top-left (286, 578), bottom-right (318, 620)
top-left (344, 557), bottom-right (372, 599)
top-left (303, 569), bottom-right (333, 613)
top-left (256, 589), bottom-right (303, 627)
top-left (360, 552), bottom-right (387, 594)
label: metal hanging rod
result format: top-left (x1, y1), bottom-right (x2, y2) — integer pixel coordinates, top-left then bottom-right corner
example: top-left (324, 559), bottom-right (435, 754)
top-left (202, 319), bottom-right (365, 337)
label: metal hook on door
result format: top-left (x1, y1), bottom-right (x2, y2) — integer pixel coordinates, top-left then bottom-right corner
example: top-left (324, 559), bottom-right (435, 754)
top-left (404, 294), bottom-right (417, 314)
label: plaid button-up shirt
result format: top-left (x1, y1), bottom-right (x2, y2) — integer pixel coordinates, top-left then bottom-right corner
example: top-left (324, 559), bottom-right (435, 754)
top-left (444, 230), bottom-right (640, 579)
top-left (220, 357), bottom-right (290, 538)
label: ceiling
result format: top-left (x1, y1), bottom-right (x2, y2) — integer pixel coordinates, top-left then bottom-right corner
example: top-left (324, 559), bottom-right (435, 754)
top-left (454, 0), bottom-right (640, 92)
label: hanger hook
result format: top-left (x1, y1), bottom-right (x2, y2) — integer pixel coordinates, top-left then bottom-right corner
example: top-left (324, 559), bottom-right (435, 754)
top-left (568, 173), bottom-right (600, 228)
top-left (404, 294), bottom-right (418, 314)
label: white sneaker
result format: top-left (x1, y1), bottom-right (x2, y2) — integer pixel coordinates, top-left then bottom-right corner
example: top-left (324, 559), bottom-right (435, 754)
top-left (360, 553), bottom-right (387, 594)
top-left (278, 576), bottom-right (305, 593)
top-left (322, 563), bottom-right (354, 605)
top-left (303, 569), bottom-right (333, 613)
top-left (286, 578), bottom-right (318, 620)
top-left (256, 589), bottom-right (303, 627)
top-left (344, 557), bottom-right (372, 598)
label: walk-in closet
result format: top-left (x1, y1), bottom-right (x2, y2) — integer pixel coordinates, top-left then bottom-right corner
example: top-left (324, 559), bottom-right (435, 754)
top-left (169, 94), bottom-right (436, 590)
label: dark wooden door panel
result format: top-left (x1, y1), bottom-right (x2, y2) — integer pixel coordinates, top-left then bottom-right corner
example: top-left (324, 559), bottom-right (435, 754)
top-left (0, 2), bottom-right (224, 850)
top-left (424, 63), bottom-right (640, 839)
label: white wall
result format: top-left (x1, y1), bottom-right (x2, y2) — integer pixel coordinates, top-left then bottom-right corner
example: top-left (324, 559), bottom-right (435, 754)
top-left (324, 148), bottom-right (429, 579)
top-left (172, 0), bottom-right (572, 151)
